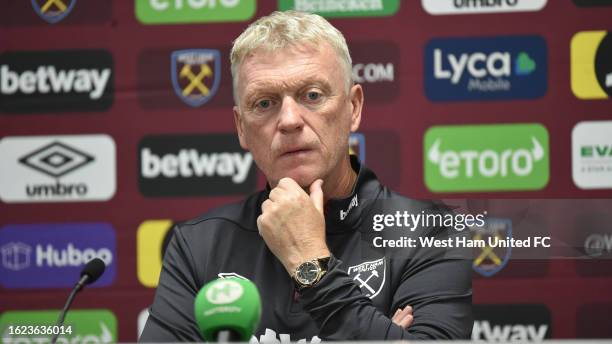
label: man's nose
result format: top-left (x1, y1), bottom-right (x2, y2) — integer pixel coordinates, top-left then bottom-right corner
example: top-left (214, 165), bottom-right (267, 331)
top-left (277, 96), bottom-right (305, 133)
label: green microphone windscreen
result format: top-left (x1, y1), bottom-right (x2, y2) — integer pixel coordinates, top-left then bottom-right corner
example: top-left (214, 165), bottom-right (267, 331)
top-left (194, 277), bottom-right (262, 342)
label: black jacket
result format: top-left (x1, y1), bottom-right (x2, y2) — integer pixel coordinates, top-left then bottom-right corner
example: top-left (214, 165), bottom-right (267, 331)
top-left (140, 158), bottom-right (472, 342)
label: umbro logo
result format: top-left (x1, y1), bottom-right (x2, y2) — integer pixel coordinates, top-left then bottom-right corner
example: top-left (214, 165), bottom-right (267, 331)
top-left (0, 135), bottom-right (116, 203)
top-left (19, 141), bottom-right (94, 178)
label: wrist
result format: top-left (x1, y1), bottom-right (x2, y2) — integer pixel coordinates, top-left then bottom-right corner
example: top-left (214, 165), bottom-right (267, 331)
top-left (285, 248), bottom-right (331, 274)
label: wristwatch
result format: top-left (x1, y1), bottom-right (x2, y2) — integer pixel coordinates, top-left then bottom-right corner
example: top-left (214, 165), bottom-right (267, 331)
top-left (292, 256), bottom-right (331, 291)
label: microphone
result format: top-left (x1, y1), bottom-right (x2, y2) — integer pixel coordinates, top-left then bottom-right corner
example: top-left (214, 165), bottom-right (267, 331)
top-left (194, 277), bottom-right (262, 342)
top-left (50, 258), bottom-right (106, 344)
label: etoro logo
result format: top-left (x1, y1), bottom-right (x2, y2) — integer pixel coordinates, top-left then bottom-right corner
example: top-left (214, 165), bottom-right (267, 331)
top-left (425, 36), bottom-right (547, 101)
top-left (572, 121), bottom-right (612, 189)
top-left (137, 219), bottom-right (176, 288)
top-left (0, 50), bottom-right (113, 113)
top-left (571, 31), bottom-right (612, 99)
top-left (422, 0), bottom-right (547, 15)
top-left (424, 124), bottom-right (549, 192)
top-left (473, 304), bottom-right (551, 341)
top-left (139, 134), bottom-right (256, 197)
top-left (31, 0), bottom-right (77, 24)
top-left (135, 0), bottom-right (256, 24)
top-left (0, 223), bottom-right (116, 289)
top-left (278, 0), bottom-right (400, 18)
top-left (0, 309), bottom-right (117, 344)
top-left (0, 135), bottom-right (116, 203)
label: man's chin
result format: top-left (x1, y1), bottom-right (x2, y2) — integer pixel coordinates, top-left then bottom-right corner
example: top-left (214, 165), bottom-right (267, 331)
top-left (273, 169), bottom-right (320, 189)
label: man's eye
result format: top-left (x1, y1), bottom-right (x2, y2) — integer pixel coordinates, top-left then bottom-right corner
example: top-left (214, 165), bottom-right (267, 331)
top-left (257, 99), bottom-right (271, 109)
top-left (306, 91), bottom-right (321, 101)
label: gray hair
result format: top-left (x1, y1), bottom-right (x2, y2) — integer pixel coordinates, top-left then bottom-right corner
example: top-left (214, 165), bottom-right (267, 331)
top-left (230, 10), bottom-right (353, 105)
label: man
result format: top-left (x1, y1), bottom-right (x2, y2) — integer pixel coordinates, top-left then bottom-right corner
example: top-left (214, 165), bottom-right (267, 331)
top-left (140, 11), bottom-right (472, 342)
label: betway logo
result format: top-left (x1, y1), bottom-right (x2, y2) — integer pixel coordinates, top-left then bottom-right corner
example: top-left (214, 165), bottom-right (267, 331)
top-left (340, 194), bottom-right (359, 220)
top-left (472, 320), bottom-right (548, 342)
top-left (584, 234), bottom-right (612, 257)
top-left (428, 137), bottom-right (545, 179)
top-left (141, 148), bottom-right (252, 183)
top-left (1, 65), bottom-right (111, 99)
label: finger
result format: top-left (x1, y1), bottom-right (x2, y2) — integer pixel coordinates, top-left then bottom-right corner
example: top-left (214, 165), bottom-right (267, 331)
top-left (308, 179), bottom-right (324, 214)
top-left (268, 188), bottom-right (281, 202)
top-left (391, 308), bottom-right (402, 324)
top-left (397, 314), bottom-right (413, 329)
top-left (261, 199), bottom-right (272, 213)
top-left (277, 177), bottom-right (297, 190)
top-left (256, 215), bottom-right (264, 235)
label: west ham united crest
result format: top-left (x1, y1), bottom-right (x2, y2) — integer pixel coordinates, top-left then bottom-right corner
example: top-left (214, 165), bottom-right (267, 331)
top-left (171, 49), bottom-right (221, 108)
top-left (347, 257), bottom-right (385, 299)
top-left (31, 0), bottom-right (76, 24)
top-left (471, 218), bottom-right (513, 277)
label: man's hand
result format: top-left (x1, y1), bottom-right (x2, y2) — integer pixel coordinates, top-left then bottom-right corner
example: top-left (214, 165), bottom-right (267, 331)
top-left (257, 178), bottom-right (330, 274)
top-left (392, 306), bottom-right (414, 329)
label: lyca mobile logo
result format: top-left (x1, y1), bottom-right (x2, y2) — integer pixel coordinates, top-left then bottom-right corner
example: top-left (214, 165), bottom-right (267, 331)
top-left (135, 0), bottom-right (255, 24)
top-left (424, 124), bottom-right (549, 192)
top-left (0, 135), bottom-right (116, 203)
top-left (0, 50), bottom-right (113, 113)
top-left (572, 121), bottom-right (612, 189)
top-left (571, 31), bottom-right (612, 99)
top-left (0, 309), bottom-right (116, 344)
top-left (31, 0), bottom-right (77, 24)
top-left (139, 134), bottom-right (256, 197)
top-left (171, 49), bottom-right (221, 107)
top-left (422, 0), bottom-right (547, 15)
top-left (0, 223), bottom-right (116, 288)
top-left (425, 36), bottom-right (547, 101)
top-left (278, 0), bottom-right (400, 18)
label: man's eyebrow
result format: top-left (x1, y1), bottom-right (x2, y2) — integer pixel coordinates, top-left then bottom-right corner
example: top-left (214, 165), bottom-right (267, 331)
top-left (243, 77), bottom-right (333, 99)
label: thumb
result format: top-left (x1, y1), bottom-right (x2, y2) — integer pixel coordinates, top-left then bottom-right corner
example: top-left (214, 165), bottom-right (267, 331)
top-left (309, 179), bottom-right (324, 214)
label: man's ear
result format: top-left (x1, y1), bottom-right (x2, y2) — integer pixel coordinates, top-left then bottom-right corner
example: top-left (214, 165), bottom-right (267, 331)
top-left (349, 84), bottom-right (363, 132)
top-left (233, 106), bottom-right (249, 150)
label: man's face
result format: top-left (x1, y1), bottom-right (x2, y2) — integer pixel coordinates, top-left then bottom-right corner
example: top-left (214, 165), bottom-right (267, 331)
top-left (233, 42), bottom-right (362, 188)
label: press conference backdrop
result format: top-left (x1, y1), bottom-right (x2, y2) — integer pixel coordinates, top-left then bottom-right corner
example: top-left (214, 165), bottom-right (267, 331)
top-left (1, 1), bottom-right (611, 342)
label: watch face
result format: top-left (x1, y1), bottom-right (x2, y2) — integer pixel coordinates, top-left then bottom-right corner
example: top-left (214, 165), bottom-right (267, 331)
top-left (297, 261), bottom-right (320, 285)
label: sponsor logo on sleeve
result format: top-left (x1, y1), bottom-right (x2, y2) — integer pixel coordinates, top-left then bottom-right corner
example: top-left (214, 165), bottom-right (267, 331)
top-left (422, 0), bottom-right (547, 15)
top-left (0, 309), bottom-right (117, 343)
top-left (350, 41), bottom-right (399, 103)
top-left (138, 134), bottom-right (256, 197)
top-left (473, 304), bottom-right (551, 341)
top-left (424, 124), bottom-right (549, 192)
top-left (571, 31), bottom-right (612, 99)
top-left (0, 135), bottom-right (116, 203)
top-left (278, 0), bottom-right (400, 17)
top-left (572, 121), bottom-right (612, 189)
top-left (0, 223), bottom-right (116, 288)
top-left (424, 36), bottom-right (547, 101)
top-left (135, 0), bottom-right (256, 24)
top-left (0, 50), bottom-right (113, 113)
top-left (137, 219), bottom-right (175, 288)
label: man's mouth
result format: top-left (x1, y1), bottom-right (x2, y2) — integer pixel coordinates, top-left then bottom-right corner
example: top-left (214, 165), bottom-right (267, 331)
top-left (280, 148), bottom-right (313, 158)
